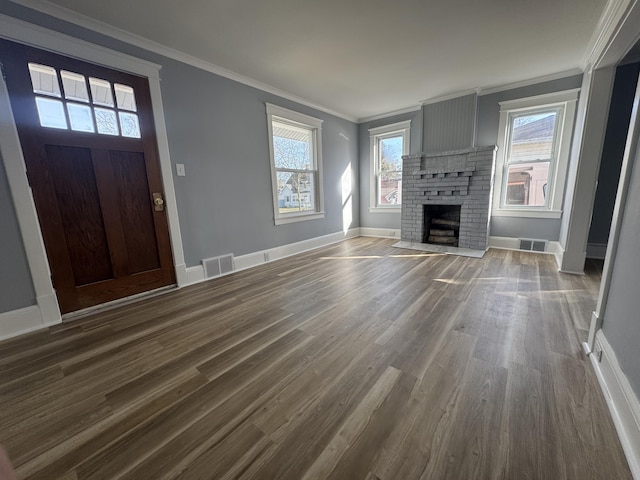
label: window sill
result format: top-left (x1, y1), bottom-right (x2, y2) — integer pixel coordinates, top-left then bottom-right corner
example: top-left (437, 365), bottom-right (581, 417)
top-left (274, 212), bottom-right (325, 225)
top-left (369, 207), bottom-right (401, 214)
top-left (491, 209), bottom-right (562, 219)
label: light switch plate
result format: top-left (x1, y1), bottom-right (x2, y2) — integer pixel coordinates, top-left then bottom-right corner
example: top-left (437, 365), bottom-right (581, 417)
top-left (176, 163), bottom-right (186, 176)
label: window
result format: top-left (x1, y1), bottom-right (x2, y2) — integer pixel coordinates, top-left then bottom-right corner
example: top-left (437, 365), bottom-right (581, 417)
top-left (493, 90), bottom-right (579, 218)
top-left (369, 121), bottom-right (410, 212)
top-left (27, 63), bottom-right (141, 138)
top-left (266, 104), bottom-right (324, 225)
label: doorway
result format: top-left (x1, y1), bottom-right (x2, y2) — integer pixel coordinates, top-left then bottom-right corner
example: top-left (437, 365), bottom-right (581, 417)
top-left (0, 39), bottom-right (176, 313)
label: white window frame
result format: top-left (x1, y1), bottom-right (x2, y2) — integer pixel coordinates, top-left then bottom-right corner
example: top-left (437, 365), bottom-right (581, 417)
top-left (492, 89), bottom-right (579, 219)
top-left (369, 120), bottom-right (411, 213)
top-left (266, 103), bottom-right (324, 225)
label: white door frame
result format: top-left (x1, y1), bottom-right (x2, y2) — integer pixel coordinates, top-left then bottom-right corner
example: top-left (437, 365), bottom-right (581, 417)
top-left (0, 14), bottom-right (188, 331)
top-left (583, 0), bottom-right (640, 351)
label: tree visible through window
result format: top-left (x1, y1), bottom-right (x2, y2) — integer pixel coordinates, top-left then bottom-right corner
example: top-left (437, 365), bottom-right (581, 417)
top-left (266, 104), bottom-right (324, 225)
top-left (377, 135), bottom-right (403, 206)
top-left (272, 120), bottom-right (315, 213)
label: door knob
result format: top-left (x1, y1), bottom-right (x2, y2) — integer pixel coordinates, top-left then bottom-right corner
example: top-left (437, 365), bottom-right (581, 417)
top-left (152, 193), bottom-right (165, 211)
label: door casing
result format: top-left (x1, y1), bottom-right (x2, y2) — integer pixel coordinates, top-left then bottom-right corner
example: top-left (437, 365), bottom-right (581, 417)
top-left (0, 14), bottom-right (187, 330)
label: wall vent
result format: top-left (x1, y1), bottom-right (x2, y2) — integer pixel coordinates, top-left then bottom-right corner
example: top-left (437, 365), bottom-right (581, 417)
top-left (202, 253), bottom-right (234, 279)
top-left (518, 238), bottom-right (548, 252)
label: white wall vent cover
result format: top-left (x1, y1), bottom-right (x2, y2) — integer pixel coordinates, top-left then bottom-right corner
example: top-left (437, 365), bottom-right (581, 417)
top-left (519, 238), bottom-right (548, 252)
top-left (202, 254), bottom-right (235, 278)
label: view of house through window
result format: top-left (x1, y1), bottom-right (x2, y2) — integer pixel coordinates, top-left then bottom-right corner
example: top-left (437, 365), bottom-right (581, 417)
top-left (272, 120), bottom-right (316, 213)
top-left (369, 120), bottom-right (410, 211)
top-left (266, 103), bottom-right (324, 225)
top-left (504, 108), bottom-right (561, 207)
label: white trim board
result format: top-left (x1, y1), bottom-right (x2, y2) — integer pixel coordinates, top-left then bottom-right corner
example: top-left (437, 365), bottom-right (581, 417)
top-left (359, 105), bottom-right (421, 124)
top-left (183, 228), bottom-right (360, 287)
top-left (359, 227), bottom-right (401, 239)
top-left (488, 236), bottom-right (564, 270)
top-left (0, 306), bottom-right (58, 341)
top-left (581, 0), bottom-right (636, 69)
top-left (586, 330), bottom-right (640, 479)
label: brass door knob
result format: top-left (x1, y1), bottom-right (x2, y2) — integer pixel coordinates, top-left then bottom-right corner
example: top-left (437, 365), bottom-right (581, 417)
top-left (152, 193), bottom-right (165, 211)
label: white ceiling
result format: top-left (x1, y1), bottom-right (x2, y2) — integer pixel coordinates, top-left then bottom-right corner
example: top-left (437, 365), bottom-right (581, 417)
top-left (15, 0), bottom-right (608, 121)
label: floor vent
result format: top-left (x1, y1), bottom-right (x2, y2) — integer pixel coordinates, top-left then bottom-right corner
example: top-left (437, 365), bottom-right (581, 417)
top-left (202, 254), bottom-right (234, 278)
top-left (519, 238), bottom-right (548, 252)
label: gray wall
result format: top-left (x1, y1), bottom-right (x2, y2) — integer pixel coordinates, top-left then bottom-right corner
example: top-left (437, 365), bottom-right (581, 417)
top-left (158, 62), bottom-right (359, 265)
top-left (490, 217), bottom-right (561, 240)
top-left (588, 62), bottom-right (640, 246)
top-left (0, 152), bottom-right (36, 312)
top-left (0, 1), bottom-right (360, 316)
top-left (358, 110), bottom-right (422, 230)
top-left (601, 137), bottom-right (640, 398)
top-left (423, 94), bottom-right (476, 153)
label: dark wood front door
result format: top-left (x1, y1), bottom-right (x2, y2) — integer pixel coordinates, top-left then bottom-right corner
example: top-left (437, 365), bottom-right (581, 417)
top-left (1, 40), bottom-right (176, 313)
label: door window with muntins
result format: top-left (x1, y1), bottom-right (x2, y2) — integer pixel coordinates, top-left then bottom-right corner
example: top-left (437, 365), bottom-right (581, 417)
top-left (28, 63), bottom-right (141, 138)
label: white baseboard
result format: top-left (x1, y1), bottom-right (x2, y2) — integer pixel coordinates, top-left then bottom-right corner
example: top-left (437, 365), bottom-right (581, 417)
top-left (587, 242), bottom-right (608, 260)
top-left (184, 228), bottom-right (361, 286)
top-left (0, 305), bottom-right (58, 341)
top-left (587, 330), bottom-right (640, 479)
top-left (174, 263), bottom-right (189, 287)
top-left (359, 227), bottom-right (401, 239)
top-left (547, 240), bottom-right (564, 271)
top-left (487, 236), bottom-right (520, 250)
top-left (185, 265), bottom-right (205, 285)
top-left (487, 236), bottom-right (563, 269)
top-left (234, 227), bottom-right (360, 272)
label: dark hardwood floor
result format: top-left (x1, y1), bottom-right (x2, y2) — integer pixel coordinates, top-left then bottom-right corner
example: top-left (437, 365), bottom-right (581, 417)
top-left (0, 237), bottom-right (631, 479)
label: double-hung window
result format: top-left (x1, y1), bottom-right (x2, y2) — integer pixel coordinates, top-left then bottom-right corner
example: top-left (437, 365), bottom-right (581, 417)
top-left (266, 104), bottom-right (324, 225)
top-left (493, 90), bottom-right (579, 218)
top-left (369, 121), bottom-right (410, 213)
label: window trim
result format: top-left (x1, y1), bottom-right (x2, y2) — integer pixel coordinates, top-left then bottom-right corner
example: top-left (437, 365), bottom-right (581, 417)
top-left (369, 120), bottom-right (411, 213)
top-left (266, 103), bottom-right (324, 225)
top-left (493, 89), bottom-right (579, 218)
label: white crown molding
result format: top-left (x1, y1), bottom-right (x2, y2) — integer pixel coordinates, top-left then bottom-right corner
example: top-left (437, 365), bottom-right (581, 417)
top-left (358, 105), bottom-right (421, 124)
top-left (368, 120), bottom-right (412, 135)
top-left (580, 0), bottom-right (635, 70)
top-left (479, 69), bottom-right (584, 96)
top-left (8, 0), bottom-right (358, 123)
top-left (420, 89), bottom-right (479, 106)
top-left (0, 13), bottom-right (161, 78)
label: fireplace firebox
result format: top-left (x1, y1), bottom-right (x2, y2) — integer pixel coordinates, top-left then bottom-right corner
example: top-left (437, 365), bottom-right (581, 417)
top-left (423, 205), bottom-right (461, 246)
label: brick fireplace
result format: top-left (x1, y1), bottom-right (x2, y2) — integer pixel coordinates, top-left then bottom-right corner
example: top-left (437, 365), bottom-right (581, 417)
top-left (400, 146), bottom-right (496, 251)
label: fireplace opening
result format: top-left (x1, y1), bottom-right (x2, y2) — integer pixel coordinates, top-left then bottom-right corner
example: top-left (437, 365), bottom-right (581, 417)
top-left (423, 205), bottom-right (461, 247)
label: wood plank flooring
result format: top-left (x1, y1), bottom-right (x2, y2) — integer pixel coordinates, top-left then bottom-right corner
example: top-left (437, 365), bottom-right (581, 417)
top-left (0, 237), bottom-right (631, 479)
